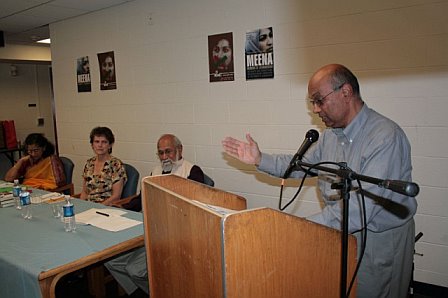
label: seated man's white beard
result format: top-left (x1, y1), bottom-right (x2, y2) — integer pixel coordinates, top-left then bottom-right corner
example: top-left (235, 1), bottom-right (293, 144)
top-left (161, 153), bottom-right (181, 173)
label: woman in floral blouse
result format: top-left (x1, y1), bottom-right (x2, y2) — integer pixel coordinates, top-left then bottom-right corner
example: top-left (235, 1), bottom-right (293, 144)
top-left (80, 127), bottom-right (127, 205)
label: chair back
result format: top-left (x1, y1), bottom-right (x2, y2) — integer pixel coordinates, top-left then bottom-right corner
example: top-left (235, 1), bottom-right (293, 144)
top-left (122, 163), bottom-right (140, 198)
top-left (54, 156), bottom-right (75, 195)
top-left (203, 173), bottom-right (215, 187)
top-left (60, 156), bottom-right (74, 184)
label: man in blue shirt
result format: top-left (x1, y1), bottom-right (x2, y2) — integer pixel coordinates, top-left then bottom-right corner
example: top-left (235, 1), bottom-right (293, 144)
top-left (222, 64), bottom-right (417, 298)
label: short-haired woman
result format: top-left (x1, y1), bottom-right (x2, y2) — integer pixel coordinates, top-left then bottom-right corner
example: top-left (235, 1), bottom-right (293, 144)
top-left (80, 127), bottom-right (127, 206)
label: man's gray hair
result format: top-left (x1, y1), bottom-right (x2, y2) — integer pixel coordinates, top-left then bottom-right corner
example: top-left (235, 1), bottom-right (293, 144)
top-left (158, 134), bottom-right (182, 148)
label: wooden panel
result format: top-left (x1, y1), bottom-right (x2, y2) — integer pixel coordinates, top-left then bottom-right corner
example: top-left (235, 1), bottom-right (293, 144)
top-left (145, 175), bottom-right (247, 211)
top-left (143, 175), bottom-right (243, 297)
top-left (223, 208), bottom-right (357, 298)
top-left (142, 175), bottom-right (357, 298)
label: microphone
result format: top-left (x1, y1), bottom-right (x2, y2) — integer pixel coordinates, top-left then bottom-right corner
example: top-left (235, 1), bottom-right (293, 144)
top-left (379, 180), bottom-right (420, 197)
top-left (283, 129), bottom-right (319, 179)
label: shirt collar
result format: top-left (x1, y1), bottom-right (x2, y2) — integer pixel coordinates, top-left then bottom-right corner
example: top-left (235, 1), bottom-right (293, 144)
top-left (332, 103), bottom-right (369, 143)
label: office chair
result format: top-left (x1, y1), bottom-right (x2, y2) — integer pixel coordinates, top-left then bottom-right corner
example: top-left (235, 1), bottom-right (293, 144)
top-left (203, 173), bottom-right (215, 187)
top-left (52, 156), bottom-right (75, 195)
top-left (111, 163), bottom-right (140, 210)
top-left (114, 171), bottom-right (214, 212)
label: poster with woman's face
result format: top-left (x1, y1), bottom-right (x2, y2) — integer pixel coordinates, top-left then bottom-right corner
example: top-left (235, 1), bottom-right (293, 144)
top-left (76, 56), bottom-right (91, 92)
top-left (97, 51), bottom-right (117, 90)
top-left (208, 32), bottom-right (234, 82)
top-left (245, 27), bottom-right (274, 80)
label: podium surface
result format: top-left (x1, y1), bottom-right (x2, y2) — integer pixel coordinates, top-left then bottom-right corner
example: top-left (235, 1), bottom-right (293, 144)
top-left (142, 175), bottom-right (357, 298)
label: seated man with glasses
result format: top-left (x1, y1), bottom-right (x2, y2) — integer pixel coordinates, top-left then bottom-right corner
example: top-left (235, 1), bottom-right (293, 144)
top-left (4, 133), bottom-right (66, 190)
top-left (151, 134), bottom-right (204, 181)
top-left (105, 134), bottom-right (205, 296)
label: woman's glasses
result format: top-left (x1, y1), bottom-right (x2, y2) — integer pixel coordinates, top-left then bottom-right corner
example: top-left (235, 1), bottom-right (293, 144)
top-left (27, 148), bottom-right (42, 155)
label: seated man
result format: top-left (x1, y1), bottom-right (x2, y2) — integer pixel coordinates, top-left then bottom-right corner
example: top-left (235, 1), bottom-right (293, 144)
top-left (105, 134), bottom-right (205, 296)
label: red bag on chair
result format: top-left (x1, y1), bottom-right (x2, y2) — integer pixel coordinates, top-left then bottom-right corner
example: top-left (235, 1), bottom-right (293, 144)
top-left (0, 121), bottom-right (6, 149)
top-left (3, 120), bottom-right (18, 149)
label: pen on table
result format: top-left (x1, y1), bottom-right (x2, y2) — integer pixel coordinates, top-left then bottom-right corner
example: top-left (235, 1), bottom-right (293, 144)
top-left (96, 211), bottom-right (110, 217)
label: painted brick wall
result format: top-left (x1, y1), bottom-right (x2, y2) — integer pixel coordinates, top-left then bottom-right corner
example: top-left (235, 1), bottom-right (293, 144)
top-left (50, 0), bottom-right (448, 287)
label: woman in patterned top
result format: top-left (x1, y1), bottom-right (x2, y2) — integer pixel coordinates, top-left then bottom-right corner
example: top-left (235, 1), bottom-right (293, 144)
top-left (80, 127), bottom-right (127, 205)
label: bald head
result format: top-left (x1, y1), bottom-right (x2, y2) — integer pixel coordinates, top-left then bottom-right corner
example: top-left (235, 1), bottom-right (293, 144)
top-left (309, 64), bottom-right (361, 99)
top-left (308, 64), bottom-right (364, 128)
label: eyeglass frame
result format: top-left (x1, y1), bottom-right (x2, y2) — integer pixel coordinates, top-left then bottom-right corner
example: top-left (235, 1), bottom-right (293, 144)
top-left (156, 148), bottom-right (176, 157)
top-left (308, 82), bottom-right (346, 107)
top-left (26, 147), bottom-right (43, 155)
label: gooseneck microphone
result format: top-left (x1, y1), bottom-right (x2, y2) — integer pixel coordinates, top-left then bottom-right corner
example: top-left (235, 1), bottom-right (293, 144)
top-left (283, 129), bottom-right (319, 179)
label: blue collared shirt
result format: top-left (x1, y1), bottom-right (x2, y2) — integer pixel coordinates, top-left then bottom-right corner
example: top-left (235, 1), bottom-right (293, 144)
top-left (258, 104), bottom-right (417, 233)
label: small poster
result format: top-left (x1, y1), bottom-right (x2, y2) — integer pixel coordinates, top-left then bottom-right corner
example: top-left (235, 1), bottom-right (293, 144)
top-left (97, 51), bottom-right (117, 90)
top-left (76, 56), bottom-right (91, 92)
top-left (245, 27), bottom-right (274, 80)
top-left (208, 32), bottom-right (234, 82)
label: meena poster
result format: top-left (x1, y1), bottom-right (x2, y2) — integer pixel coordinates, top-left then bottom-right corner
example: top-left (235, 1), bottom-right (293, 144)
top-left (97, 51), bottom-right (117, 90)
top-left (76, 56), bottom-right (91, 92)
top-left (208, 32), bottom-right (234, 82)
top-left (245, 27), bottom-right (274, 80)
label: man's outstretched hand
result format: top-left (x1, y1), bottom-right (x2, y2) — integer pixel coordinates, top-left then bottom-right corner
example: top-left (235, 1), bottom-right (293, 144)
top-left (222, 133), bottom-right (262, 166)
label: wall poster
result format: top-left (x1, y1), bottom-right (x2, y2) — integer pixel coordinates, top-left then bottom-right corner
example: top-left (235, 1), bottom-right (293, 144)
top-left (76, 56), bottom-right (91, 92)
top-left (245, 27), bottom-right (274, 80)
top-left (97, 51), bottom-right (117, 90)
top-left (208, 32), bottom-right (234, 82)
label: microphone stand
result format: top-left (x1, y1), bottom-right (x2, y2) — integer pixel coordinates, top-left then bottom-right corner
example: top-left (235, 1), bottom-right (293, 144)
top-left (292, 160), bottom-right (419, 298)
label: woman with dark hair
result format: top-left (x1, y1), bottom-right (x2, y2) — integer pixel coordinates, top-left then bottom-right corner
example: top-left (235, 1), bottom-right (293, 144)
top-left (245, 27), bottom-right (273, 53)
top-left (4, 133), bottom-right (66, 190)
top-left (80, 127), bottom-right (127, 205)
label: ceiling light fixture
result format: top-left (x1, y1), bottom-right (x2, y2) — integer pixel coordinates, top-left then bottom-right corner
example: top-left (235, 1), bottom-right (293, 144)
top-left (37, 38), bottom-right (51, 44)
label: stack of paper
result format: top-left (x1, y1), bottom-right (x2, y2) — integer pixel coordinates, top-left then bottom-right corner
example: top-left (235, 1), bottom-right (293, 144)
top-left (0, 193), bottom-right (14, 208)
top-left (76, 208), bottom-right (142, 232)
top-left (31, 192), bottom-right (65, 204)
top-left (0, 182), bottom-right (13, 194)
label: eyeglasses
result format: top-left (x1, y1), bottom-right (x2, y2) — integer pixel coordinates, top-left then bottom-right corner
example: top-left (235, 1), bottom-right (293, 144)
top-left (157, 148), bottom-right (175, 157)
top-left (27, 148), bottom-right (42, 154)
top-left (309, 83), bottom-right (345, 107)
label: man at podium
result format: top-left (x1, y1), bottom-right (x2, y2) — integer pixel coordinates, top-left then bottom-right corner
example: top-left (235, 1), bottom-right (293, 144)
top-left (106, 134), bottom-right (205, 296)
top-left (222, 64), bottom-right (417, 298)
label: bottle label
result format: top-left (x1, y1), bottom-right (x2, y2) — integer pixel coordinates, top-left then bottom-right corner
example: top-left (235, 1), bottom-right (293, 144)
top-left (19, 192), bottom-right (31, 206)
top-left (63, 205), bottom-right (75, 217)
top-left (13, 186), bottom-right (21, 197)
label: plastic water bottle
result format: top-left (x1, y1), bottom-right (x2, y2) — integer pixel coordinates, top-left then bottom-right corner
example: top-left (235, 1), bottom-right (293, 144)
top-left (12, 179), bottom-right (21, 209)
top-left (63, 195), bottom-right (76, 232)
top-left (20, 190), bottom-right (32, 219)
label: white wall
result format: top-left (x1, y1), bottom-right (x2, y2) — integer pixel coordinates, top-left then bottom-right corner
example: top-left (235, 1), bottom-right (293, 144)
top-left (0, 63), bottom-right (56, 144)
top-left (49, 0), bottom-right (448, 287)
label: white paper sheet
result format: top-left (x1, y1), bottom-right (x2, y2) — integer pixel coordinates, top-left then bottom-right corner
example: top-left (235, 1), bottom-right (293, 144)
top-left (75, 208), bottom-right (142, 232)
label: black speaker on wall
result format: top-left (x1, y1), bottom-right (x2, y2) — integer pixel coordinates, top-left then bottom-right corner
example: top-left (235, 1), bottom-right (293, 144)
top-left (0, 31), bottom-right (4, 47)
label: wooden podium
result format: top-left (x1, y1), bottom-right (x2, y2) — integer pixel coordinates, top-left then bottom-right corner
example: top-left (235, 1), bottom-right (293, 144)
top-left (142, 175), bottom-right (357, 298)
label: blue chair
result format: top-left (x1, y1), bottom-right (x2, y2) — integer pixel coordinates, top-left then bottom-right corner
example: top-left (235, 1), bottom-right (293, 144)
top-left (52, 156), bottom-right (74, 195)
top-left (112, 163), bottom-right (140, 211)
top-left (203, 173), bottom-right (215, 187)
top-left (121, 163), bottom-right (140, 199)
